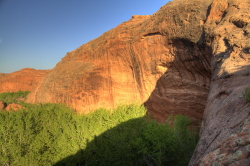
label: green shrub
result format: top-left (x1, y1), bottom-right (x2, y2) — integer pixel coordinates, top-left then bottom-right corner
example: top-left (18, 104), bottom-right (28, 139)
top-left (0, 103), bottom-right (79, 166)
top-left (0, 91), bottom-right (30, 104)
top-left (60, 112), bottom-right (198, 166)
top-left (130, 115), bottom-right (198, 166)
top-left (0, 92), bottom-right (199, 166)
top-left (243, 87), bottom-right (250, 103)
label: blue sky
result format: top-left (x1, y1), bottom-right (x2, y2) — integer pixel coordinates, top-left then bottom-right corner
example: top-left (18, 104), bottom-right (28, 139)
top-left (0, 0), bottom-right (170, 73)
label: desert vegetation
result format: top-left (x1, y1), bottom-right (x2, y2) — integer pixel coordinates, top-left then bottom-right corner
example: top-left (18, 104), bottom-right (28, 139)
top-left (0, 91), bottom-right (30, 104)
top-left (243, 87), bottom-right (250, 103)
top-left (0, 91), bottom-right (198, 166)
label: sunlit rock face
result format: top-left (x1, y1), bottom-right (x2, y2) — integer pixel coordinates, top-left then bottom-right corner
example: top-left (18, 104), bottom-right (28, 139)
top-left (189, 0), bottom-right (250, 165)
top-left (26, 0), bottom-right (213, 121)
top-left (0, 68), bottom-right (50, 93)
top-left (26, 0), bottom-right (250, 164)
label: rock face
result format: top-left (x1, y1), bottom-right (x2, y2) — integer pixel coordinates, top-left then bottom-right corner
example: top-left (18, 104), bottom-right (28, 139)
top-left (26, 0), bottom-right (213, 123)
top-left (189, 0), bottom-right (250, 165)
top-left (25, 0), bottom-right (250, 164)
top-left (197, 117), bottom-right (250, 166)
top-left (0, 68), bottom-right (50, 93)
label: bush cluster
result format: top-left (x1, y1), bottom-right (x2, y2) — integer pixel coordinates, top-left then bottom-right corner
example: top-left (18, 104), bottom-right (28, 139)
top-left (0, 91), bottom-right (30, 104)
top-left (0, 92), bottom-right (198, 166)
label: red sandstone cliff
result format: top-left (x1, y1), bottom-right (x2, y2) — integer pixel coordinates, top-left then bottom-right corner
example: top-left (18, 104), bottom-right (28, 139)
top-left (0, 68), bottom-right (50, 93)
top-left (26, 0), bottom-right (212, 123)
top-left (25, 0), bottom-right (250, 164)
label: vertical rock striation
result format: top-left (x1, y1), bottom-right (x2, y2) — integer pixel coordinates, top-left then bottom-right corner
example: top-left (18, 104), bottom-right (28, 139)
top-left (26, 0), bottom-right (213, 123)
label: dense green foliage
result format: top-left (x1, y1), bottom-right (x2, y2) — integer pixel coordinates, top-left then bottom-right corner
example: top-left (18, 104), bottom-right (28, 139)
top-left (243, 87), bottom-right (250, 103)
top-left (0, 91), bottom-right (30, 104)
top-left (74, 114), bottom-right (198, 166)
top-left (0, 92), bottom-right (198, 166)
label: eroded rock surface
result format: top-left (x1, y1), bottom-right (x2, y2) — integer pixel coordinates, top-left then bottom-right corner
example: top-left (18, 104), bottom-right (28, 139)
top-left (189, 0), bottom-right (250, 165)
top-left (26, 0), bottom-right (213, 123)
top-left (0, 68), bottom-right (50, 93)
top-left (25, 0), bottom-right (250, 164)
top-left (198, 116), bottom-right (250, 166)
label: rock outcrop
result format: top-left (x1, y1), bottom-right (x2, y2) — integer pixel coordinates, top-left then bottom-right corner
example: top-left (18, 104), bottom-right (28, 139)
top-left (26, 0), bottom-right (213, 124)
top-left (189, 0), bottom-right (250, 165)
top-left (25, 0), bottom-right (250, 164)
top-left (5, 103), bottom-right (24, 112)
top-left (0, 101), bottom-right (7, 110)
top-left (0, 101), bottom-right (24, 112)
top-left (0, 68), bottom-right (50, 93)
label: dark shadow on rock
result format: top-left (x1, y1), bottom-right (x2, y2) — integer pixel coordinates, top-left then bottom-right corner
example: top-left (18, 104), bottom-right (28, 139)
top-left (54, 37), bottom-right (214, 166)
top-left (144, 38), bottom-right (212, 124)
top-left (188, 63), bottom-right (250, 166)
top-left (53, 38), bottom-right (213, 166)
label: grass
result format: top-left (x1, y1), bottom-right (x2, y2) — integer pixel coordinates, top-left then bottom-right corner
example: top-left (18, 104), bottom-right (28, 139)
top-left (243, 87), bottom-right (250, 103)
top-left (0, 91), bottom-right (198, 166)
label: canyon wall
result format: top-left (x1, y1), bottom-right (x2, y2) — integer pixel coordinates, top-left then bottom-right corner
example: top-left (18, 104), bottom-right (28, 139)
top-left (189, 0), bottom-right (250, 165)
top-left (0, 68), bottom-right (50, 93)
top-left (24, 0), bottom-right (250, 164)
top-left (26, 0), bottom-right (213, 124)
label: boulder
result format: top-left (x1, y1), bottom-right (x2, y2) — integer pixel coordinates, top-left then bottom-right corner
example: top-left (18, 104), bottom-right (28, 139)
top-left (0, 101), bottom-right (7, 110)
top-left (5, 103), bottom-right (24, 112)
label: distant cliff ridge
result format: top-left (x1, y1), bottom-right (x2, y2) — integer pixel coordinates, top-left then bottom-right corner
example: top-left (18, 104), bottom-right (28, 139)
top-left (1, 0), bottom-right (249, 165)
top-left (0, 68), bottom-right (50, 93)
